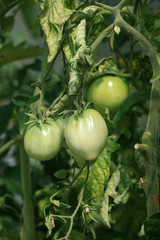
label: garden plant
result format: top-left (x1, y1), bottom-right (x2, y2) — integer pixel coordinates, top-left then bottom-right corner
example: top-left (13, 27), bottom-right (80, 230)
top-left (0, 0), bottom-right (160, 240)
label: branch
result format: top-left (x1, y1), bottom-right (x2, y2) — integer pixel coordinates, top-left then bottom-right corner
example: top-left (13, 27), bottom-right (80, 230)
top-left (114, 12), bottom-right (159, 74)
top-left (90, 23), bottom-right (114, 52)
top-left (94, 0), bottom-right (127, 12)
top-left (114, 11), bottom-right (160, 217)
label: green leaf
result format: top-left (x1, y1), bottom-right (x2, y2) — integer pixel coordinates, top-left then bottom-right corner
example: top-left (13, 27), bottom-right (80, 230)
top-left (0, 104), bottom-right (13, 135)
top-left (0, 0), bottom-right (20, 16)
top-left (54, 169), bottom-right (68, 179)
top-left (63, 19), bottom-right (88, 95)
top-left (144, 213), bottom-right (160, 240)
top-left (27, 93), bottom-right (40, 104)
top-left (100, 169), bottom-right (120, 228)
top-left (37, 0), bottom-right (75, 62)
top-left (1, 16), bottom-right (14, 32)
top-left (51, 200), bottom-right (60, 207)
top-left (12, 99), bottom-right (27, 107)
top-left (77, 146), bottom-right (110, 204)
top-left (87, 8), bottom-right (112, 45)
top-left (106, 137), bottom-right (120, 153)
top-left (3, 167), bottom-right (22, 195)
top-left (150, 70), bottom-right (160, 83)
top-left (0, 43), bottom-right (42, 66)
top-left (113, 90), bottom-right (150, 123)
top-left (18, 110), bottom-right (29, 135)
top-left (17, 92), bottom-right (31, 98)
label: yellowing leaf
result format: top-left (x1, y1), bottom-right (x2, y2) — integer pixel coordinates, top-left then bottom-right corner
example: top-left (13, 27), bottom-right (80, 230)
top-left (77, 146), bottom-right (110, 204)
top-left (37, 0), bottom-right (75, 62)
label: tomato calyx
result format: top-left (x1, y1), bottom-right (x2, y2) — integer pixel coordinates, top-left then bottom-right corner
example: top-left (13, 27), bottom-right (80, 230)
top-left (25, 112), bottom-right (56, 129)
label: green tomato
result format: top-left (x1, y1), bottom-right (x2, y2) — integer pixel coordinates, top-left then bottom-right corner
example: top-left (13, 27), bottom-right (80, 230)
top-left (65, 109), bottom-right (108, 161)
top-left (24, 119), bottom-right (62, 161)
top-left (86, 75), bottom-right (129, 116)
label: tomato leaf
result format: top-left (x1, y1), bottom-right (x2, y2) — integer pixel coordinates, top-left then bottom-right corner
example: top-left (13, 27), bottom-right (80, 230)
top-left (100, 169), bottom-right (120, 228)
top-left (0, 104), bottom-right (13, 135)
top-left (144, 213), bottom-right (160, 239)
top-left (77, 146), bottom-right (110, 204)
top-left (18, 110), bottom-right (29, 135)
top-left (0, 43), bottom-right (42, 66)
top-left (106, 137), bottom-right (120, 153)
top-left (27, 93), bottom-right (40, 104)
top-left (0, 0), bottom-right (20, 16)
top-left (63, 19), bottom-right (88, 95)
top-left (12, 99), bottom-right (27, 107)
top-left (36, 0), bottom-right (75, 62)
top-left (54, 169), bottom-right (68, 179)
top-left (63, 6), bottom-right (103, 95)
top-left (150, 70), bottom-right (160, 83)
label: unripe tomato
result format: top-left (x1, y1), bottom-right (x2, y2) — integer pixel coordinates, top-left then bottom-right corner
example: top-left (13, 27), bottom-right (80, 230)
top-left (86, 75), bottom-right (129, 116)
top-left (65, 109), bottom-right (108, 161)
top-left (24, 119), bottom-right (62, 161)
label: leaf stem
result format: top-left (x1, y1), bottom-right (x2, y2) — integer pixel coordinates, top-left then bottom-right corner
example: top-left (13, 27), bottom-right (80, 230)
top-left (0, 135), bottom-right (22, 155)
top-left (90, 24), bottom-right (114, 53)
top-left (56, 161), bottom-right (90, 240)
top-left (50, 161), bottom-right (87, 201)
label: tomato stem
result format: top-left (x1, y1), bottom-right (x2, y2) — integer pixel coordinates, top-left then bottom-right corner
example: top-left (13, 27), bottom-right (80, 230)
top-left (54, 161), bottom-right (90, 240)
top-left (19, 140), bottom-right (36, 240)
top-left (113, 5), bottom-right (160, 217)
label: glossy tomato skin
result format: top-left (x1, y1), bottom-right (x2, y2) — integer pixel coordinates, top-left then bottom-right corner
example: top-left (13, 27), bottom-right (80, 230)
top-left (24, 119), bottom-right (62, 161)
top-left (86, 76), bottom-right (129, 116)
top-left (65, 109), bottom-right (108, 161)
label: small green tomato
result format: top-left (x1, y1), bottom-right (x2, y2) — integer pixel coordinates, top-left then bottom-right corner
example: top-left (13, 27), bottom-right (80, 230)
top-left (24, 119), bottom-right (62, 161)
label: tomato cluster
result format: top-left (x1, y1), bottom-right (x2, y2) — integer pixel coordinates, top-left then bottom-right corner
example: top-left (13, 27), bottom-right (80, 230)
top-left (24, 75), bottom-right (128, 163)
top-left (24, 109), bottom-right (108, 164)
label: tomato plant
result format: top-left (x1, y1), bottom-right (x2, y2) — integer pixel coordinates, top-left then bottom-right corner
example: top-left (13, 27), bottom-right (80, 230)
top-left (24, 119), bottom-right (62, 161)
top-left (65, 109), bottom-right (108, 161)
top-left (86, 75), bottom-right (129, 116)
top-left (0, 1), bottom-right (160, 240)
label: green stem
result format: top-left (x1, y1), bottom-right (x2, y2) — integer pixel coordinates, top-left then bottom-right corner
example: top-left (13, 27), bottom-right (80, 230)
top-left (0, 135), bottom-right (22, 155)
top-left (50, 161), bottom-right (87, 201)
top-left (19, 141), bottom-right (36, 240)
top-left (94, 0), bottom-right (127, 12)
top-left (114, 12), bottom-right (159, 74)
top-left (31, 42), bottom-right (51, 117)
top-left (56, 162), bottom-right (90, 240)
top-left (90, 23), bottom-right (114, 53)
top-left (114, 11), bottom-right (160, 216)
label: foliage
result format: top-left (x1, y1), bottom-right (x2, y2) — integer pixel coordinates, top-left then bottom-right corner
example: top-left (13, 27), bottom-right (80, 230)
top-left (0, 0), bottom-right (160, 240)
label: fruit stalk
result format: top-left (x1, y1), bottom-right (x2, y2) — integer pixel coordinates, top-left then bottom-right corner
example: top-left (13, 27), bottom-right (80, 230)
top-left (19, 140), bottom-right (36, 240)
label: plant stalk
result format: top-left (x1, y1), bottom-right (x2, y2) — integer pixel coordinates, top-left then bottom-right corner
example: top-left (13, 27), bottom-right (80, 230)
top-left (0, 135), bottom-right (22, 155)
top-left (114, 11), bottom-right (160, 216)
top-left (19, 141), bottom-right (36, 240)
